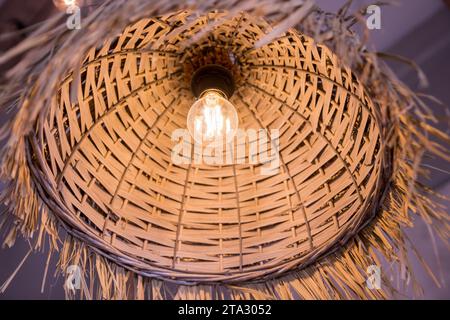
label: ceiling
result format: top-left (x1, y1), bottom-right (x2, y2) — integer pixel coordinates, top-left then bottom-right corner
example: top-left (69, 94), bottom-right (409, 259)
top-left (317, 0), bottom-right (446, 51)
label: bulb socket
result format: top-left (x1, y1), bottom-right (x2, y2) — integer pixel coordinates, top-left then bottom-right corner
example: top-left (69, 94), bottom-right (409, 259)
top-left (191, 64), bottom-right (235, 99)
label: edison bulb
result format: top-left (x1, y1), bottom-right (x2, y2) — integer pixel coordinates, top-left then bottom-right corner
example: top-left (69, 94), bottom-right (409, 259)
top-left (187, 90), bottom-right (238, 145)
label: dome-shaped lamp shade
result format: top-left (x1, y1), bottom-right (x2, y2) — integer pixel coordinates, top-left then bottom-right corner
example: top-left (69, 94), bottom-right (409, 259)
top-left (28, 11), bottom-right (383, 283)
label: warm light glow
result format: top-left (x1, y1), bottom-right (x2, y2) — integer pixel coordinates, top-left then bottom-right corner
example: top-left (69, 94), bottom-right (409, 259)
top-left (187, 90), bottom-right (238, 145)
top-left (53, 0), bottom-right (79, 11)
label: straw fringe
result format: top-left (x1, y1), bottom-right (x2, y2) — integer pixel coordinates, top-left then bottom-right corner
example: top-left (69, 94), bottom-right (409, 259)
top-left (1, 0), bottom-right (449, 299)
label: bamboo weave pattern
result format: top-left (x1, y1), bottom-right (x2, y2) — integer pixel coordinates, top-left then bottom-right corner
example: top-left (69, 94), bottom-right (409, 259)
top-left (29, 11), bottom-right (384, 283)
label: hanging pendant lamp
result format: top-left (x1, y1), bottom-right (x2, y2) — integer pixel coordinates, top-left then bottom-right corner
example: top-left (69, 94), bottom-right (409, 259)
top-left (0, 0), bottom-right (448, 300)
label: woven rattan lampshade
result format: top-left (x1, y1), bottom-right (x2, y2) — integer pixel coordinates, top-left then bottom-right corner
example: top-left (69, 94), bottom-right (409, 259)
top-left (29, 11), bottom-right (384, 283)
top-left (0, 0), bottom-right (448, 300)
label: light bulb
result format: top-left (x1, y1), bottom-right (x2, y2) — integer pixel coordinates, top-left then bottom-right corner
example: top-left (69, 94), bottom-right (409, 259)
top-left (187, 90), bottom-right (238, 145)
